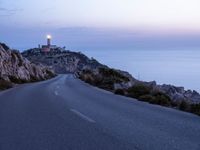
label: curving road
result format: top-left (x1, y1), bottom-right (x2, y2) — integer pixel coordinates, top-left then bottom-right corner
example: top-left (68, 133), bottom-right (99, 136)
top-left (0, 74), bottom-right (200, 150)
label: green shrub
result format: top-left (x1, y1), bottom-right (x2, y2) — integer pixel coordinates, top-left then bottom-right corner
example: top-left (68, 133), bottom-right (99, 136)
top-left (85, 77), bottom-right (93, 84)
top-left (139, 94), bottom-right (155, 102)
top-left (138, 92), bottom-right (171, 106)
top-left (102, 78), bottom-right (114, 86)
top-left (127, 84), bottom-right (151, 98)
top-left (179, 101), bottom-right (190, 111)
top-left (171, 101), bottom-right (179, 108)
top-left (80, 68), bottom-right (130, 91)
top-left (46, 70), bottom-right (55, 78)
top-left (152, 92), bottom-right (171, 106)
top-left (93, 78), bottom-right (103, 86)
top-left (98, 83), bottom-right (114, 91)
top-left (115, 89), bottom-right (125, 95)
top-left (8, 76), bottom-right (27, 84)
top-left (30, 75), bottom-right (41, 82)
top-left (99, 68), bottom-right (129, 83)
top-left (0, 79), bottom-right (13, 90)
top-left (190, 104), bottom-right (200, 116)
top-left (82, 69), bottom-right (92, 74)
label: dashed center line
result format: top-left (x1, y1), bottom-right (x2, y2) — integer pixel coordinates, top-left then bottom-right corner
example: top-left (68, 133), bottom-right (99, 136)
top-left (54, 84), bottom-right (60, 96)
top-left (70, 109), bottom-right (96, 123)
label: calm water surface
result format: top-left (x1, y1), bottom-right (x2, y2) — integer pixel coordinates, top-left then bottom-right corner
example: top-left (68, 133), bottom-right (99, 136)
top-left (80, 49), bottom-right (200, 92)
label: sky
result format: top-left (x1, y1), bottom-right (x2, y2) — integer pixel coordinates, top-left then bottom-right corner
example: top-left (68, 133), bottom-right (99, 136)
top-left (0, 0), bottom-right (200, 50)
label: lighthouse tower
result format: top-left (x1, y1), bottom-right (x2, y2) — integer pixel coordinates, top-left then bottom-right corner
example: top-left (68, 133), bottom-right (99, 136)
top-left (47, 35), bottom-right (51, 48)
top-left (41, 35), bottom-right (57, 52)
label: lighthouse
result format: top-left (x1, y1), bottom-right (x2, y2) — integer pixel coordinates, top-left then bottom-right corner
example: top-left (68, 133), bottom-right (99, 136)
top-left (41, 35), bottom-right (57, 52)
top-left (47, 35), bottom-right (51, 47)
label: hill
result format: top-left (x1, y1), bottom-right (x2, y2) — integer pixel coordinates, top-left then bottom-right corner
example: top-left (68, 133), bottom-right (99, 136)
top-left (22, 48), bottom-right (106, 74)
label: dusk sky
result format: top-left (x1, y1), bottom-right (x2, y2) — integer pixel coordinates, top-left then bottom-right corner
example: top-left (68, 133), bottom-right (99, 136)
top-left (0, 0), bottom-right (200, 50)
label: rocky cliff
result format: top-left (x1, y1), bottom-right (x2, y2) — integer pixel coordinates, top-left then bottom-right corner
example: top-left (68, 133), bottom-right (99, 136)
top-left (157, 84), bottom-right (200, 103)
top-left (0, 43), bottom-right (55, 90)
top-left (22, 48), bottom-right (106, 74)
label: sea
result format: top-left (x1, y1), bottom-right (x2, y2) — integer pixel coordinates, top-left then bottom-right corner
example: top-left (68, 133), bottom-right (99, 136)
top-left (79, 48), bottom-right (200, 92)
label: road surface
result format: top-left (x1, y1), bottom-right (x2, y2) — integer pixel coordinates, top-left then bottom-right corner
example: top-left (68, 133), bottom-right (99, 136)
top-left (0, 74), bottom-right (200, 150)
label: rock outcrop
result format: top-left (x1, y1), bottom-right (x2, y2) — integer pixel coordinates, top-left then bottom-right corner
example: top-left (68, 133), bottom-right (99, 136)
top-left (22, 48), bottom-right (105, 74)
top-left (78, 65), bottom-right (200, 104)
top-left (0, 43), bottom-right (55, 90)
top-left (157, 84), bottom-right (200, 103)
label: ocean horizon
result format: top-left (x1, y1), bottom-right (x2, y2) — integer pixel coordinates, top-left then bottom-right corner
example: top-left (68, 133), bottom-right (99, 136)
top-left (81, 48), bottom-right (200, 92)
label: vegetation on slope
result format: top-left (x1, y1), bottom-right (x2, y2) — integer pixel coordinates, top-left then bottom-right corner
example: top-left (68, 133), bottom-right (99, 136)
top-left (79, 68), bottom-right (129, 91)
top-left (121, 85), bottom-right (200, 116)
top-left (0, 79), bottom-right (13, 90)
top-left (79, 68), bottom-right (200, 116)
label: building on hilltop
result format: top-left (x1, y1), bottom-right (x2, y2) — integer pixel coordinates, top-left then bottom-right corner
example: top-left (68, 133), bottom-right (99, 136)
top-left (41, 35), bottom-right (57, 52)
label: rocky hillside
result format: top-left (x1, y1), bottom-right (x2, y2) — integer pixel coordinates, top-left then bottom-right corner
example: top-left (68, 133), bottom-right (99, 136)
top-left (79, 67), bottom-right (200, 103)
top-left (79, 67), bottom-right (132, 91)
top-left (156, 84), bottom-right (200, 104)
top-left (78, 67), bottom-right (200, 115)
top-left (22, 48), bottom-right (106, 74)
top-left (0, 43), bottom-right (55, 90)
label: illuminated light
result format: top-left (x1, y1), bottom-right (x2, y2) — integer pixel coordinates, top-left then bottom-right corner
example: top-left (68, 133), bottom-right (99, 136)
top-left (47, 35), bottom-right (52, 39)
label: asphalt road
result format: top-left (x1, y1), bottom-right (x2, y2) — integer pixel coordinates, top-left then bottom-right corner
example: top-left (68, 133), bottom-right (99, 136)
top-left (0, 74), bottom-right (200, 150)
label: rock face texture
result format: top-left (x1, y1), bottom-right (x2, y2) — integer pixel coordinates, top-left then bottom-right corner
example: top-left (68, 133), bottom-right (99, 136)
top-left (79, 67), bottom-right (200, 103)
top-left (157, 84), bottom-right (200, 103)
top-left (0, 43), bottom-right (55, 89)
top-left (22, 48), bottom-right (105, 74)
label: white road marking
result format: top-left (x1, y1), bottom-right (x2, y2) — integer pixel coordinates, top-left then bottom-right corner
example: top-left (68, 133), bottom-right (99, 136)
top-left (70, 109), bottom-right (96, 123)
